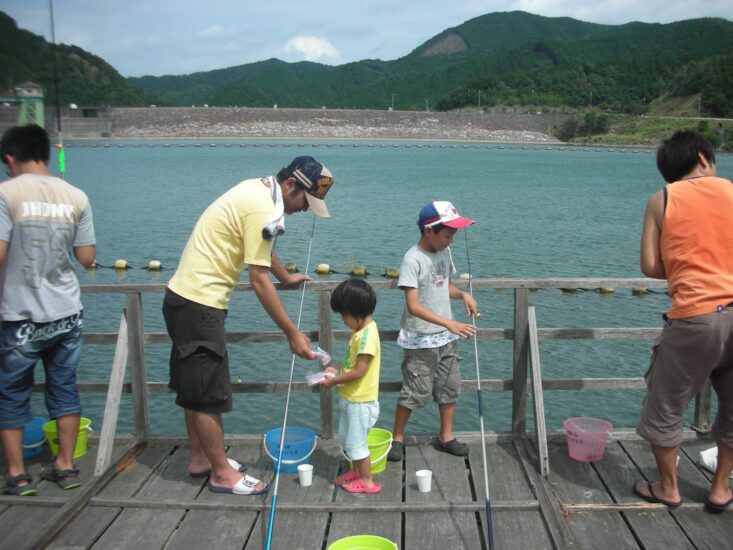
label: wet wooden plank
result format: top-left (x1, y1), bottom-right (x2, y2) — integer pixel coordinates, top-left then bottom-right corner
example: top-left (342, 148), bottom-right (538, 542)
top-left (564, 511), bottom-right (640, 548)
top-left (90, 508), bottom-right (185, 549)
top-left (46, 507), bottom-right (122, 549)
top-left (329, 438), bottom-right (402, 546)
top-left (96, 445), bottom-right (171, 499)
top-left (546, 442), bottom-right (612, 504)
top-left (490, 509), bottom-right (553, 550)
top-left (245, 512), bottom-right (329, 550)
top-left (137, 445), bottom-right (203, 500)
top-left (404, 442), bottom-right (482, 549)
top-left (0, 505), bottom-right (56, 549)
top-left (164, 509), bottom-right (258, 550)
top-left (672, 508), bottom-right (733, 548)
top-left (594, 441), bottom-right (693, 549)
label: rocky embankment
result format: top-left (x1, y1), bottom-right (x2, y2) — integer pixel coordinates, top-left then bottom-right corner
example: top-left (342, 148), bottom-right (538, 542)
top-left (111, 107), bottom-right (566, 143)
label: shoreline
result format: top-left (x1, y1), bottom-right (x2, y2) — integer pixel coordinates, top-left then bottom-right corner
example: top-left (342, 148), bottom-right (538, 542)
top-left (106, 106), bottom-right (568, 143)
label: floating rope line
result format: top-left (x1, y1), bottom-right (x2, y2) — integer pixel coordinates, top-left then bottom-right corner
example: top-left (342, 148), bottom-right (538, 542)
top-left (264, 215), bottom-right (317, 550)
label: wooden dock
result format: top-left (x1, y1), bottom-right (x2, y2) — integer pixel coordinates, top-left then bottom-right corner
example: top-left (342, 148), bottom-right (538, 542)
top-left (2, 432), bottom-right (731, 549)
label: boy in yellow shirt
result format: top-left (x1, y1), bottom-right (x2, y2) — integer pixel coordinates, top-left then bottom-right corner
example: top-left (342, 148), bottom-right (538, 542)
top-left (322, 279), bottom-right (381, 493)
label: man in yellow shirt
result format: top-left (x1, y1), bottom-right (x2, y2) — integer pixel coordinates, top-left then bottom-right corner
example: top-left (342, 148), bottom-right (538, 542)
top-left (163, 156), bottom-right (333, 495)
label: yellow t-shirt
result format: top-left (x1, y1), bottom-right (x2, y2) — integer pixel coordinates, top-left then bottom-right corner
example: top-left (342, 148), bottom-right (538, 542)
top-left (338, 320), bottom-right (381, 403)
top-left (168, 178), bottom-right (274, 309)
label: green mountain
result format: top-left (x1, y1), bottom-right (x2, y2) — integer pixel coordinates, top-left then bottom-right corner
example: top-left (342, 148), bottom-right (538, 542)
top-left (126, 11), bottom-right (733, 116)
top-left (2, 10), bottom-right (732, 117)
top-left (0, 12), bottom-right (149, 106)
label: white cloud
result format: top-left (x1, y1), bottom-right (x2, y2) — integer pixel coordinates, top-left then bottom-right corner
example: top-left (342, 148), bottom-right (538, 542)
top-left (198, 25), bottom-right (229, 39)
top-left (282, 36), bottom-right (340, 64)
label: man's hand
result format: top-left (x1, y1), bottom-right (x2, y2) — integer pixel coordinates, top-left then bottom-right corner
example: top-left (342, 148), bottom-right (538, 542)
top-left (282, 272), bottom-right (312, 286)
top-left (288, 330), bottom-right (315, 359)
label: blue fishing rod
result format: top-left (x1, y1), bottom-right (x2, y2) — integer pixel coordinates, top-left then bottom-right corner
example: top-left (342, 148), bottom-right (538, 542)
top-left (462, 210), bottom-right (494, 550)
top-left (265, 215), bottom-right (317, 550)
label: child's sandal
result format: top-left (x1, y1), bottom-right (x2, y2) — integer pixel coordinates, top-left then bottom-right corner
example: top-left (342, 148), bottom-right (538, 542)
top-left (40, 465), bottom-right (81, 490)
top-left (2, 472), bottom-right (38, 496)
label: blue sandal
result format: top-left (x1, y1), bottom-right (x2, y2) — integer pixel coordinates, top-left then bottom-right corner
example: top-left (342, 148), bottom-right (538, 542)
top-left (2, 472), bottom-right (38, 496)
top-left (40, 465), bottom-right (81, 490)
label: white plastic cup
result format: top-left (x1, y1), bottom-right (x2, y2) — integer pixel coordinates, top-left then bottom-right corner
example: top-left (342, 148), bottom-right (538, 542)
top-left (298, 464), bottom-right (314, 487)
top-left (416, 469), bottom-right (432, 493)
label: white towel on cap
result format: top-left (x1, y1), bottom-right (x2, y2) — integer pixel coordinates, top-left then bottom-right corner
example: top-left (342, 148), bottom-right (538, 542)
top-left (262, 176), bottom-right (285, 241)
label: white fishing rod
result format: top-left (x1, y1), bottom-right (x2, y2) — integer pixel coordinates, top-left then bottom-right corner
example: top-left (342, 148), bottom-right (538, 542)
top-left (265, 215), bottom-right (317, 550)
top-left (462, 214), bottom-right (494, 550)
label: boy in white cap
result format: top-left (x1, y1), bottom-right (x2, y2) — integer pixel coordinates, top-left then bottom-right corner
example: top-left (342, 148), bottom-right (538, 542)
top-left (387, 201), bottom-right (478, 461)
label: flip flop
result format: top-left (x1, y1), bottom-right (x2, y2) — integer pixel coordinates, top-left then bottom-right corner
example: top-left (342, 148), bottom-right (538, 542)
top-left (334, 470), bottom-right (360, 487)
top-left (1, 472), bottom-right (38, 496)
top-left (632, 481), bottom-right (681, 508)
top-left (189, 458), bottom-right (248, 478)
top-left (40, 465), bottom-right (81, 490)
top-left (431, 437), bottom-right (469, 457)
top-left (342, 479), bottom-right (381, 494)
top-left (704, 490), bottom-right (733, 514)
top-left (208, 474), bottom-right (270, 495)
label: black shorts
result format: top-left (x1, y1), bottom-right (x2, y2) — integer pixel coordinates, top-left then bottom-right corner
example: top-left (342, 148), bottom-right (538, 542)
top-left (162, 289), bottom-right (232, 413)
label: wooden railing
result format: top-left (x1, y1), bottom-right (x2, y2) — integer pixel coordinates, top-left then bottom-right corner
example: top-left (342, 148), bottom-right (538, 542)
top-left (35, 278), bottom-right (715, 472)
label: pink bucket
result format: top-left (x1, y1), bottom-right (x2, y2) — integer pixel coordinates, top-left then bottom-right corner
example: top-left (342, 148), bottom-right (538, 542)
top-left (563, 417), bottom-right (612, 462)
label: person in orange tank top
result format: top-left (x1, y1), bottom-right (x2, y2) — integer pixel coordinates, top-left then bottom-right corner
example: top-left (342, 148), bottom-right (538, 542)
top-left (636, 130), bottom-right (733, 513)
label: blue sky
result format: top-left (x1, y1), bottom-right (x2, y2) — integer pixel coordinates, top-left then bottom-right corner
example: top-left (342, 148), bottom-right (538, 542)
top-left (3, 1), bottom-right (731, 77)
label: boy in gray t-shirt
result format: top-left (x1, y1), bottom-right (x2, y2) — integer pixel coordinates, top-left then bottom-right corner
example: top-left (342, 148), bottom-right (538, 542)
top-left (387, 201), bottom-right (479, 461)
top-left (0, 125), bottom-right (96, 496)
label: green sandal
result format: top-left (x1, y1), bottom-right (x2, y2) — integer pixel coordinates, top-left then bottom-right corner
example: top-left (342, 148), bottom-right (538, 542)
top-left (40, 465), bottom-right (81, 490)
top-left (2, 472), bottom-right (38, 496)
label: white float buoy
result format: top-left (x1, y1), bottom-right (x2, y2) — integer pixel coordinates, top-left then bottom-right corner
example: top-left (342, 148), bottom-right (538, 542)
top-left (459, 273), bottom-right (471, 280)
top-left (114, 259), bottom-right (129, 270)
top-left (147, 260), bottom-right (162, 271)
top-left (315, 263), bottom-right (331, 274)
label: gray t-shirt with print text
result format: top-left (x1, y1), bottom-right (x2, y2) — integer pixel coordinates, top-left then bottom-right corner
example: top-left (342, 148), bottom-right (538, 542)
top-left (0, 174), bottom-right (95, 323)
top-left (398, 244), bottom-right (456, 334)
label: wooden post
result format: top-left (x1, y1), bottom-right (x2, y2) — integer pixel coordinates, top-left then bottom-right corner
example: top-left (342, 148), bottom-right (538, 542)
top-left (528, 306), bottom-right (549, 477)
top-left (317, 289), bottom-right (334, 438)
top-left (692, 379), bottom-right (713, 434)
top-left (94, 313), bottom-right (129, 475)
top-left (126, 291), bottom-right (149, 442)
top-left (512, 288), bottom-right (529, 434)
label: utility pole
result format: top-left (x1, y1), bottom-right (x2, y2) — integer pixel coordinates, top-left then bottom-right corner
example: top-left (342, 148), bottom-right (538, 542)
top-left (478, 90), bottom-right (481, 109)
top-left (391, 93), bottom-right (396, 111)
top-left (698, 94), bottom-right (702, 118)
top-left (590, 90), bottom-right (593, 109)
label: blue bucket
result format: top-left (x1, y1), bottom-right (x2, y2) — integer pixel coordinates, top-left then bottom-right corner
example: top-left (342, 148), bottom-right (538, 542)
top-left (23, 416), bottom-right (47, 458)
top-left (263, 427), bottom-right (317, 473)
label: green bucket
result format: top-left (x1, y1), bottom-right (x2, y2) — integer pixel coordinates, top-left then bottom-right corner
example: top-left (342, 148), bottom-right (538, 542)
top-left (43, 417), bottom-right (91, 459)
top-left (327, 535), bottom-right (398, 549)
top-left (345, 428), bottom-right (392, 475)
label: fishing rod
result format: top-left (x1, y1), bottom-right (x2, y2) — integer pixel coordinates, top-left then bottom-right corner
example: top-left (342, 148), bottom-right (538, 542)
top-left (265, 215), bottom-right (317, 550)
top-left (49, 0), bottom-right (65, 178)
top-left (461, 206), bottom-right (494, 550)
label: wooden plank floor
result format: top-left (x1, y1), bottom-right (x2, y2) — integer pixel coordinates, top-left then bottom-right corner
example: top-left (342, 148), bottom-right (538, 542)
top-left (2, 434), bottom-right (732, 549)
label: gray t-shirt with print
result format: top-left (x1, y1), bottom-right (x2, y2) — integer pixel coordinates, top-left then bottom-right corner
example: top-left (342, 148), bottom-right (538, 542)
top-left (0, 174), bottom-right (95, 322)
top-left (398, 244), bottom-right (456, 334)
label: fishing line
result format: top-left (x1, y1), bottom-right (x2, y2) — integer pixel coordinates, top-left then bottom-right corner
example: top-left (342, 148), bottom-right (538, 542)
top-left (265, 215), bottom-right (317, 550)
top-left (49, 0), bottom-right (65, 178)
top-left (461, 199), bottom-right (495, 550)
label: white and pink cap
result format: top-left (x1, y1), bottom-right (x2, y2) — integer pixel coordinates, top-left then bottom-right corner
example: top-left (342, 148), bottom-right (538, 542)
top-left (417, 201), bottom-right (474, 230)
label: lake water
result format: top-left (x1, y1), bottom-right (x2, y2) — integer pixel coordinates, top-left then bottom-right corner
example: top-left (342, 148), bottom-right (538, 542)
top-left (33, 139), bottom-right (733, 437)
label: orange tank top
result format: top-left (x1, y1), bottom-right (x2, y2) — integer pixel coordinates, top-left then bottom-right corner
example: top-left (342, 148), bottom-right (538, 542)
top-left (661, 176), bottom-right (733, 318)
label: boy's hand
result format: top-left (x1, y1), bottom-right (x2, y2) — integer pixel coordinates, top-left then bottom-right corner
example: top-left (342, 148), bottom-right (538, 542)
top-left (283, 273), bottom-right (312, 286)
top-left (462, 292), bottom-right (479, 317)
top-left (446, 320), bottom-right (477, 339)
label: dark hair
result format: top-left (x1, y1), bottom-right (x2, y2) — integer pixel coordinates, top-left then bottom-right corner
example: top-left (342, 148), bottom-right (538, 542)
top-left (330, 278), bottom-right (377, 319)
top-left (0, 124), bottom-right (50, 165)
top-left (656, 130), bottom-right (716, 183)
